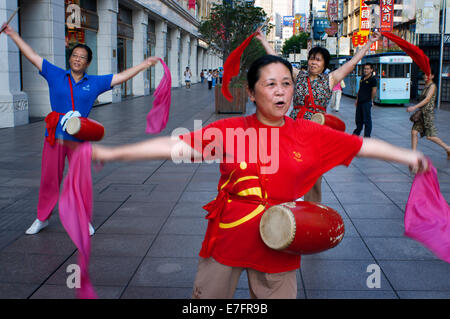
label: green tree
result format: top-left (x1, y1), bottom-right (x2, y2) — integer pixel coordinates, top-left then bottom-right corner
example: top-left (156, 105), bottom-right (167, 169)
top-left (281, 33), bottom-right (309, 56)
top-left (198, 1), bottom-right (270, 79)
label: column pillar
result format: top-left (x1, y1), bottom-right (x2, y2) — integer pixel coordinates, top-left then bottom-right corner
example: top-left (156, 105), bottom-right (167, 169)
top-left (97, 0), bottom-right (120, 104)
top-left (20, 0), bottom-right (65, 117)
top-left (197, 48), bottom-right (204, 83)
top-left (131, 8), bottom-right (147, 96)
top-left (0, 1), bottom-right (28, 127)
top-left (154, 20), bottom-right (166, 87)
top-left (190, 37), bottom-right (198, 83)
top-left (169, 28), bottom-right (180, 87)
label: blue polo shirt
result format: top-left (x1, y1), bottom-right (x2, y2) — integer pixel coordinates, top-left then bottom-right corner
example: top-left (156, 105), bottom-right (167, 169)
top-left (39, 59), bottom-right (113, 142)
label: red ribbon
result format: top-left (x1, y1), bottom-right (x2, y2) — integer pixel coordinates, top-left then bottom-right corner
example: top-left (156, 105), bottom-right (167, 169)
top-left (382, 32), bottom-right (431, 77)
top-left (44, 111), bottom-right (64, 146)
top-left (222, 32), bottom-right (258, 102)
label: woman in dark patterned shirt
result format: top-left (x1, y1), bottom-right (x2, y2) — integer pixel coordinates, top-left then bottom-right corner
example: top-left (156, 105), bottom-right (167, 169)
top-left (256, 31), bottom-right (381, 202)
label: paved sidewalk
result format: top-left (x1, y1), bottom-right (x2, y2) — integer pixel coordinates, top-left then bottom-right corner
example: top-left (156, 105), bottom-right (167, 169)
top-left (0, 82), bottom-right (449, 299)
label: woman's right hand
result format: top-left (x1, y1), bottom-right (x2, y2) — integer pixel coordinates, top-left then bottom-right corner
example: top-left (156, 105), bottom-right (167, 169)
top-left (1, 23), bottom-right (14, 36)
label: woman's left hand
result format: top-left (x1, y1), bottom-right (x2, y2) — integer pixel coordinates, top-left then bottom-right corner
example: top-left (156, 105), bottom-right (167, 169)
top-left (406, 106), bottom-right (416, 113)
top-left (369, 31), bottom-right (382, 43)
top-left (409, 152), bottom-right (429, 174)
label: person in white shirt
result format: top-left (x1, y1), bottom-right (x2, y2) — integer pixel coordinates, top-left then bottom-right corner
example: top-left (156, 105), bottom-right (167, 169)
top-left (184, 67), bottom-right (192, 89)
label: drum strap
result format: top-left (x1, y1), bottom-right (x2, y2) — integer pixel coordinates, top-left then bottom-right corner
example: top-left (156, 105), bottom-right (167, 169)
top-left (43, 75), bottom-right (77, 145)
top-left (67, 74), bottom-right (76, 112)
top-left (199, 117), bottom-right (271, 258)
top-left (293, 76), bottom-right (326, 116)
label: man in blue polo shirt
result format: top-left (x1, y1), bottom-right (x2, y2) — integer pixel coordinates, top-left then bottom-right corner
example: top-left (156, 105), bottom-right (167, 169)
top-left (2, 23), bottom-right (159, 235)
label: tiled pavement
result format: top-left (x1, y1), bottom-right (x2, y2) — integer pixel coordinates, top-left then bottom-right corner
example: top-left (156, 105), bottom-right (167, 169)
top-left (0, 82), bottom-right (449, 299)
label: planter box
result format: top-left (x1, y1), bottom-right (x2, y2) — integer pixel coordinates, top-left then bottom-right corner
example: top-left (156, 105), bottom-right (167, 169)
top-left (215, 86), bottom-right (247, 114)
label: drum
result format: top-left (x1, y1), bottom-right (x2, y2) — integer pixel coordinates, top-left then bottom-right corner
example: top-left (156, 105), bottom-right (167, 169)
top-left (310, 113), bottom-right (346, 132)
top-left (259, 201), bottom-right (345, 255)
top-left (66, 117), bottom-right (105, 141)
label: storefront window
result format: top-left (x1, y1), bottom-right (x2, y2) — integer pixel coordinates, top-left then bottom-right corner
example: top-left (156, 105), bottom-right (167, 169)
top-left (117, 5), bottom-right (134, 97)
top-left (380, 64), bottom-right (409, 78)
top-left (65, 0), bottom-right (99, 75)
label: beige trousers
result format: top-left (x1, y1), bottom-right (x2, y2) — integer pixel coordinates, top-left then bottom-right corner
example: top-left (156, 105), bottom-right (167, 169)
top-left (304, 176), bottom-right (322, 203)
top-left (192, 257), bottom-right (297, 299)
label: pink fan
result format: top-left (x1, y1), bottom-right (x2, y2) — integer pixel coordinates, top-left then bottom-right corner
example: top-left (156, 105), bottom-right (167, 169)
top-left (146, 58), bottom-right (172, 134)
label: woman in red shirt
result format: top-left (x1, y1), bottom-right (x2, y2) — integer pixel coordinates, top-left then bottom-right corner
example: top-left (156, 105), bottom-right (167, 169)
top-left (92, 55), bottom-right (427, 299)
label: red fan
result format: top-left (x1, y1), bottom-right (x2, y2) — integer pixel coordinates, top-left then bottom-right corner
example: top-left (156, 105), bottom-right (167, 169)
top-left (382, 32), bottom-right (431, 77)
top-left (222, 19), bottom-right (270, 102)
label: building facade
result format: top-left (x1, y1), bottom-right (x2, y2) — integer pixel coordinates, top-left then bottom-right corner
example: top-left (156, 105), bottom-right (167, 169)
top-left (0, 0), bottom-right (223, 127)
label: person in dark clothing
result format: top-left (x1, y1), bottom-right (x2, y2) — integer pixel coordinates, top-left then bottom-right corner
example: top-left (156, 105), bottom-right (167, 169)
top-left (353, 63), bottom-right (377, 137)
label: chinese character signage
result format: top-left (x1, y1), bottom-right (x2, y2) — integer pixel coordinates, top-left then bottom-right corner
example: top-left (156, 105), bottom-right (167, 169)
top-left (352, 32), bottom-right (368, 47)
top-left (380, 0), bottom-right (394, 32)
top-left (293, 14), bottom-right (307, 34)
top-left (313, 18), bottom-right (331, 40)
top-left (188, 0), bottom-right (196, 10)
top-left (359, 0), bottom-right (370, 36)
top-left (327, 0), bottom-right (339, 23)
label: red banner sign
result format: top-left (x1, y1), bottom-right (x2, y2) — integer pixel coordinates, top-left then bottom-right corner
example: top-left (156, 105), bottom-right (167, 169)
top-left (327, 0), bottom-right (339, 22)
top-left (352, 33), bottom-right (368, 47)
top-left (380, 0), bottom-right (394, 32)
top-left (188, 0), bottom-right (196, 10)
top-left (359, 0), bottom-right (370, 36)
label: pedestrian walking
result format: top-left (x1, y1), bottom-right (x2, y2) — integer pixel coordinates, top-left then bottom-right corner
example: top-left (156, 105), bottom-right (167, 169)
top-left (407, 70), bottom-right (450, 159)
top-left (92, 55), bottom-right (428, 299)
top-left (353, 63), bottom-right (377, 137)
top-left (1, 23), bottom-right (160, 235)
top-left (256, 30), bottom-right (381, 203)
top-left (212, 69), bottom-right (217, 88)
top-left (329, 80), bottom-right (345, 112)
top-left (200, 70), bottom-right (204, 83)
top-left (184, 66), bottom-right (192, 89)
top-left (207, 70), bottom-right (213, 90)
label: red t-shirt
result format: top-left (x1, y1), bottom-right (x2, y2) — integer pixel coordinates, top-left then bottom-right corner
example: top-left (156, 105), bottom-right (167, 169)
top-left (180, 113), bottom-right (363, 273)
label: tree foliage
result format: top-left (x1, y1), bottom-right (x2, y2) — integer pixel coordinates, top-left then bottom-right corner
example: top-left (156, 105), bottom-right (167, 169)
top-left (198, 2), bottom-right (270, 79)
top-left (281, 33), bottom-right (309, 56)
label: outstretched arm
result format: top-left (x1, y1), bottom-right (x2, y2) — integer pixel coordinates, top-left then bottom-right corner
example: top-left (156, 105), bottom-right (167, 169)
top-left (110, 56), bottom-right (159, 87)
top-left (2, 23), bottom-right (43, 71)
top-left (329, 32), bottom-right (381, 89)
top-left (254, 30), bottom-right (300, 79)
top-left (407, 84), bottom-right (436, 112)
top-left (92, 136), bottom-right (201, 163)
top-left (357, 137), bottom-right (428, 173)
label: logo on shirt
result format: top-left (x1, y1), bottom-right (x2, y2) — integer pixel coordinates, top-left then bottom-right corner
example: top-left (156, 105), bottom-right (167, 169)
top-left (293, 151), bottom-right (303, 163)
top-left (82, 84), bottom-right (90, 91)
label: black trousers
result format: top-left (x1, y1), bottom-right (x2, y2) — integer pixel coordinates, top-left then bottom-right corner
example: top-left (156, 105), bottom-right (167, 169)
top-left (353, 101), bottom-right (372, 137)
top-left (208, 81), bottom-right (212, 90)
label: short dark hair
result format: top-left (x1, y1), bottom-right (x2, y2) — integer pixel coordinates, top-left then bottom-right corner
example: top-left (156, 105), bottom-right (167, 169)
top-left (247, 55), bottom-right (293, 91)
top-left (364, 62), bottom-right (374, 70)
top-left (308, 47), bottom-right (330, 72)
top-left (70, 44), bottom-right (93, 63)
